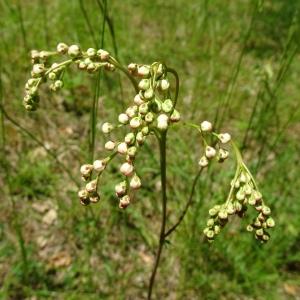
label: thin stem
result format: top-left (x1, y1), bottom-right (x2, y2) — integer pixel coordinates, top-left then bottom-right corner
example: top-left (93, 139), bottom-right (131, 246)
top-left (166, 67), bottom-right (179, 108)
top-left (147, 131), bottom-right (167, 300)
top-left (165, 168), bottom-right (203, 238)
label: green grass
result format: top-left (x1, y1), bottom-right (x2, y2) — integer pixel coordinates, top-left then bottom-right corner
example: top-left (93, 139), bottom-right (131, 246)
top-left (0, 0), bottom-right (300, 299)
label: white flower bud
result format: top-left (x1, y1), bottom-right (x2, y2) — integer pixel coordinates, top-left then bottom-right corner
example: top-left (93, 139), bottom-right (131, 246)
top-left (101, 122), bottom-right (114, 134)
top-left (115, 181), bottom-right (127, 197)
top-left (126, 106), bottom-right (138, 118)
top-left (198, 156), bottom-right (209, 167)
top-left (48, 72), bottom-right (56, 80)
top-left (54, 80), bottom-right (63, 89)
top-left (90, 193), bottom-right (100, 203)
top-left (128, 63), bottom-right (137, 73)
top-left (157, 114), bottom-right (169, 130)
top-left (160, 79), bottom-right (170, 91)
top-left (139, 103), bottom-right (149, 115)
top-left (124, 133), bottom-right (135, 145)
top-left (86, 179), bottom-right (97, 193)
top-left (219, 133), bottom-right (231, 144)
top-left (127, 146), bottom-right (137, 158)
top-left (86, 48), bottom-right (96, 57)
top-left (32, 64), bottom-right (45, 76)
top-left (205, 146), bottom-right (216, 159)
top-left (31, 50), bottom-right (40, 59)
top-left (218, 148), bottom-right (229, 162)
top-left (80, 164), bottom-right (93, 177)
top-left (130, 174), bottom-right (141, 189)
top-left (57, 42), bottom-right (68, 54)
top-left (68, 45), bottom-right (81, 58)
top-left (134, 94), bottom-right (144, 106)
top-left (138, 79), bottom-right (150, 91)
top-left (97, 49), bottom-right (110, 61)
top-left (137, 65), bottom-right (150, 77)
top-left (78, 189), bottom-right (89, 200)
top-left (118, 113), bottom-right (129, 124)
top-left (144, 88), bottom-right (154, 99)
top-left (200, 121), bottom-right (213, 132)
top-left (136, 132), bottom-right (145, 144)
top-left (120, 162), bottom-right (134, 176)
top-left (170, 109), bottom-right (181, 122)
top-left (117, 142), bottom-right (128, 154)
top-left (104, 141), bottom-right (115, 151)
top-left (145, 112), bottom-right (154, 123)
top-left (119, 195), bottom-right (131, 209)
top-left (78, 61), bottom-right (87, 70)
top-left (93, 159), bottom-right (106, 172)
top-left (141, 126), bottom-right (149, 135)
top-left (130, 117), bottom-right (142, 129)
top-left (162, 99), bottom-right (173, 113)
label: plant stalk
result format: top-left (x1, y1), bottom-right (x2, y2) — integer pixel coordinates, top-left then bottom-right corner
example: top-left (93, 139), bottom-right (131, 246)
top-left (147, 131), bottom-right (167, 300)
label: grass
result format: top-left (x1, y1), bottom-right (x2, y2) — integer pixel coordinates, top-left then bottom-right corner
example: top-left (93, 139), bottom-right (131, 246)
top-left (0, 0), bottom-right (300, 299)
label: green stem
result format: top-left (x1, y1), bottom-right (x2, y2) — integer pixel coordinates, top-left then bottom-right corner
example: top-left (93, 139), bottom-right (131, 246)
top-left (166, 67), bottom-right (179, 108)
top-left (147, 131), bottom-right (167, 300)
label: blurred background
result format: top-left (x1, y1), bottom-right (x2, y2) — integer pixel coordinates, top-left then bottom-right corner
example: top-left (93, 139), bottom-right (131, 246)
top-left (0, 0), bottom-right (300, 299)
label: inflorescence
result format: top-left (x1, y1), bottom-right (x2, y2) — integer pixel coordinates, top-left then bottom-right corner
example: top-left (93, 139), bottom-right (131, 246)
top-left (23, 43), bottom-right (274, 243)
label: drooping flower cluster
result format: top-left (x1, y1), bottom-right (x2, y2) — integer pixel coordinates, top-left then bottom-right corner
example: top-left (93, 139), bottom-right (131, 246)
top-left (197, 120), bottom-right (275, 243)
top-left (23, 43), bottom-right (115, 111)
top-left (78, 62), bottom-right (180, 209)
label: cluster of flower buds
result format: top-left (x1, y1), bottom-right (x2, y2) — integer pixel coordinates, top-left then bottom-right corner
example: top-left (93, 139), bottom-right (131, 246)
top-left (77, 61), bottom-right (180, 209)
top-left (23, 43), bottom-right (115, 111)
top-left (198, 120), bottom-right (231, 168)
top-left (203, 168), bottom-right (275, 243)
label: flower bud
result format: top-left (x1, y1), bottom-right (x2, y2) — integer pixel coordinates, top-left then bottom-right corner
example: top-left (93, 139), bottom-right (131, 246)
top-left (78, 61), bottom-right (87, 70)
top-left (139, 103), bottom-right (149, 115)
top-left (105, 141), bottom-right (115, 151)
top-left (126, 106), bottom-right (138, 118)
top-left (130, 174), bottom-right (142, 189)
top-left (262, 206), bottom-right (271, 216)
top-left (266, 217), bottom-right (275, 228)
top-left (32, 64), bottom-right (45, 77)
top-left (128, 63), bottom-right (137, 73)
top-left (218, 210), bottom-right (228, 220)
top-left (80, 164), bottom-right (93, 178)
top-left (127, 146), bottom-right (137, 158)
top-left (246, 224), bottom-right (254, 232)
top-left (87, 48), bottom-right (96, 57)
top-left (219, 133), bottom-right (231, 144)
top-left (97, 49), bottom-right (110, 61)
top-left (115, 181), bottom-right (127, 197)
top-left (57, 42), bottom-right (68, 54)
top-left (134, 94), bottom-right (144, 106)
top-left (119, 195), bottom-right (131, 209)
top-left (78, 189), bottom-right (89, 200)
top-left (124, 133), bottom-right (135, 145)
top-left (93, 159), bottom-right (106, 172)
top-left (117, 142), bottom-right (128, 154)
top-left (157, 114), bottom-right (169, 130)
top-left (144, 88), bottom-right (154, 99)
top-left (205, 146), bottom-right (216, 159)
top-left (162, 99), bottom-right (173, 113)
top-left (54, 80), bottom-right (63, 90)
top-left (207, 218), bottom-right (214, 227)
top-left (200, 121), bottom-right (213, 132)
top-left (31, 50), bottom-right (40, 60)
top-left (170, 109), bottom-right (181, 122)
top-left (118, 113), bottom-right (129, 124)
top-left (145, 112), bottom-right (154, 123)
top-left (48, 72), bottom-right (56, 80)
top-left (87, 63), bottom-right (97, 73)
top-left (86, 179), bottom-right (97, 193)
top-left (236, 189), bottom-right (245, 201)
top-left (226, 203), bottom-right (235, 215)
top-left (141, 126), bottom-right (149, 135)
top-left (120, 162), bottom-right (134, 176)
top-left (68, 45), bottom-right (81, 58)
top-left (136, 132), bottom-right (145, 144)
top-left (101, 122), bottom-right (114, 134)
top-left (160, 79), bottom-right (170, 91)
top-left (198, 156), bottom-right (209, 168)
top-left (90, 193), bottom-right (100, 203)
top-left (218, 149), bottom-right (229, 162)
top-left (138, 79), bottom-right (150, 91)
top-left (137, 65), bottom-right (150, 77)
top-left (130, 117), bottom-right (142, 129)
top-left (205, 230), bottom-right (215, 239)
